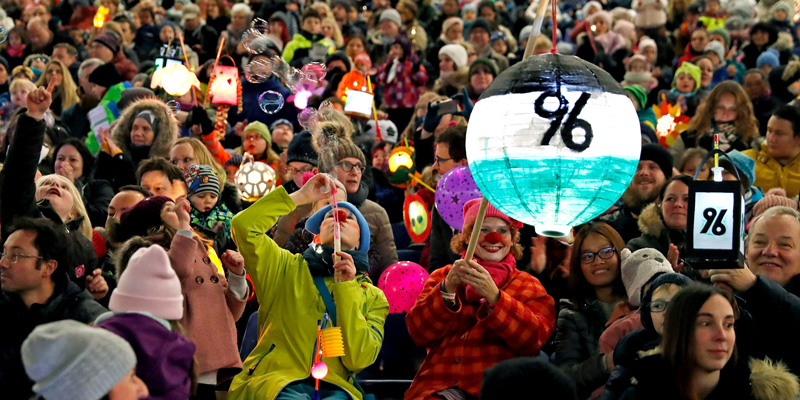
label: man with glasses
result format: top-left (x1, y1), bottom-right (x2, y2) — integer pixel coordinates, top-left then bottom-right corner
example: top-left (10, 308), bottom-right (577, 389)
top-left (0, 217), bottom-right (107, 399)
top-left (430, 126), bottom-right (469, 271)
top-left (282, 131), bottom-right (318, 194)
top-left (319, 136), bottom-right (398, 277)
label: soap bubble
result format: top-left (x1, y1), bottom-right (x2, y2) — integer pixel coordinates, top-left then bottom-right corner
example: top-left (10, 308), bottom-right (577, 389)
top-left (166, 100), bottom-right (180, 118)
top-left (258, 90), bottom-right (285, 114)
top-left (242, 28), bottom-right (273, 54)
top-left (0, 26), bottom-right (6, 44)
top-left (244, 57), bottom-right (273, 83)
top-left (298, 108), bottom-right (319, 131)
top-left (301, 62), bottom-right (327, 83)
top-left (270, 56), bottom-right (291, 80)
top-left (251, 18), bottom-right (270, 34)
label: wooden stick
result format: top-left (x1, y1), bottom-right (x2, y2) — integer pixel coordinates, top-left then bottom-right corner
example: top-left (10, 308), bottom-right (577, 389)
top-left (523, 0), bottom-right (550, 59)
top-left (214, 36), bottom-right (226, 68)
top-left (177, 31), bottom-right (197, 104)
top-left (410, 174), bottom-right (436, 193)
top-left (464, 197), bottom-right (489, 261)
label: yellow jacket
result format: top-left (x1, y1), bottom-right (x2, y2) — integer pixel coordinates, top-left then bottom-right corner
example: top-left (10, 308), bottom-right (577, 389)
top-left (743, 143), bottom-right (800, 198)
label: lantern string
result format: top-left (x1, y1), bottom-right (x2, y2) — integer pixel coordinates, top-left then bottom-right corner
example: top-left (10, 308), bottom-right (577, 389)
top-left (551, 0), bottom-right (558, 54)
top-left (176, 31), bottom-right (198, 104)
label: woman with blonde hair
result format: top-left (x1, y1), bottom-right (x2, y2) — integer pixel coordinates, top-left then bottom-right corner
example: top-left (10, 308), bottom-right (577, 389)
top-left (35, 59), bottom-right (79, 116)
top-left (169, 137), bottom-right (242, 213)
top-left (321, 17), bottom-right (344, 48)
top-left (672, 81), bottom-right (760, 159)
top-left (35, 174), bottom-right (94, 240)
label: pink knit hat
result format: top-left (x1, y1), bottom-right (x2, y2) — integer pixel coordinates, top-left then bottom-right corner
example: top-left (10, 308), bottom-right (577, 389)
top-left (109, 245), bottom-right (184, 320)
top-left (462, 198), bottom-right (523, 231)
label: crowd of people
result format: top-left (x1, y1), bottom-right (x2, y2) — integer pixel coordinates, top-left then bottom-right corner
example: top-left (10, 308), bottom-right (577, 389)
top-left (4, 0), bottom-right (800, 398)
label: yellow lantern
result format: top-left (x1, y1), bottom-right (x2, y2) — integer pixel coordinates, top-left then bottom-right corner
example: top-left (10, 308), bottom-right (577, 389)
top-left (209, 64), bottom-right (240, 106)
top-left (94, 6), bottom-right (110, 28)
top-left (235, 155), bottom-right (276, 202)
top-left (388, 146), bottom-right (414, 173)
top-left (150, 64), bottom-right (200, 96)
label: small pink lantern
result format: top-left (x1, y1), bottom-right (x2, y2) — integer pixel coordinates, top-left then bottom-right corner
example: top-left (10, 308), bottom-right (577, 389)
top-left (209, 64), bottom-right (240, 106)
top-left (377, 261), bottom-right (430, 314)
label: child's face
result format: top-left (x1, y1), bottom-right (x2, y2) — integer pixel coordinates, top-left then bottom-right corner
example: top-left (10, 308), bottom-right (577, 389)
top-left (224, 165), bottom-right (238, 184)
top-left (389, 43), bottom-right (404, 60)
top-left (31, 59), bottom-right (47, 71)
top-left (372, 149), bottom-right (386, 168)
top-left (775, 9), bottom-right (788, 21)
top-left (492, 40), bottom-right (507, 55)
top-left (706, 1), bottom-right (720, 14)
top-left (321, 22), bottom-right (334, 38)
top-left (11, 86), bottom-right (32, 106)
top-left (650, 283), bottom-right (681, 335)
top-left (676, 72), bottom-right (697, 93)
top-left (697, 58), bottom-right (714, 87)
top-left (463, 9), bottom-right (476, 21)
top-left (190, 191), bottom-right (219, 212)
top-left (160, 25), bottom-right (175, 43)
top-left (641, 46), bottom-right (657, 64)
top-left (629, 59), bottom-right (648, 73)
top-left (302, 17), bottom-right (322, 34)
top-left (681, 155), bottom-right (710, 179)
top-left (9, 33), bottom-right (21, 47)
top-left (706, 52), bottom-right (721, 68)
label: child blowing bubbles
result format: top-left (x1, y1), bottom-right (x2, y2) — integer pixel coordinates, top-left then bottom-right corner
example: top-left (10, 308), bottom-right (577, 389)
top-left (184, 164), bottom-right (235, 239)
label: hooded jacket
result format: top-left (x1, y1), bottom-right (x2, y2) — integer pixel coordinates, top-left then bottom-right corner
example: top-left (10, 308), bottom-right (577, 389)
top-left (228, 187), bottom-right (389, 400)
top-left (627, 202), bottom-right (686, 259)
top-left (743, 142), bottom-right (800, 199)
top-left (281, 30), bottom-right (336, 67)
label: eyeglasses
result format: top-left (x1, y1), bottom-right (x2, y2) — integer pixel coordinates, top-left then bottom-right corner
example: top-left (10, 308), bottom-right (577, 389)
top-left (648, 300), bottom-right (670, 313)
top-left (244, 134), bottom-right (264, 142)
top-left (0, 252), bottom-right (43, 264)
top-left (579, 246), bottom-right (616, 264)
top-left (335, 160), bottom-right (365, 173)
top-left (287, 166), bottom-right (314, 175)
top-left (434, 156), bottom-right (453, 164)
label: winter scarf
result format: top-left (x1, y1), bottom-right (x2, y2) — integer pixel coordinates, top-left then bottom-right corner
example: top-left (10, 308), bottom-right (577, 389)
top-left (346, 181), bottom-right (369, 207)
top-left (303, 244), bottom-right (370, 277)
top-left (190, 201), bottom-right (234, 239)
top-left (708, 121), bottom-right (739, 152)
top-left (463, 252), bottom-right (516, 302)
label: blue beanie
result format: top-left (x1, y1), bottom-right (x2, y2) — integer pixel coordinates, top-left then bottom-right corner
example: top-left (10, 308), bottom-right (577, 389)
top-left (305, 202), bottom-right (370, 251)
top-left (757, 48), bottom-right (780, 69)
top-left (723, 149), bottom-right (756, 187)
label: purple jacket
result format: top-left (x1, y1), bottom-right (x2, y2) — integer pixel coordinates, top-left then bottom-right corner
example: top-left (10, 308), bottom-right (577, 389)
top-left (97, 313), bottom-right (196, 400)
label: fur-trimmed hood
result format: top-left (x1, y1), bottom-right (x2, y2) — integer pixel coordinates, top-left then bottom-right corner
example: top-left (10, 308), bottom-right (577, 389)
top-left (437, 66), bottom-right (469, 88)
top-left (750, 357), bottom-right (800, 400)
top-left (637, 202), bottom-right (666, 238)
top-left (110, 98), bottom-right (179, 162)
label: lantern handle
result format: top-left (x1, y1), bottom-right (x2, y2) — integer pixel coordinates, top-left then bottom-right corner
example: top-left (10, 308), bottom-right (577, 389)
top-left (692, 149), bottom-right (743, 182)
top-left (218, 54), bottom-right (237, 68)
top-left (240, 152), bottom-right (255, 170)
top-left (464, 197), bottom-right (489, 262)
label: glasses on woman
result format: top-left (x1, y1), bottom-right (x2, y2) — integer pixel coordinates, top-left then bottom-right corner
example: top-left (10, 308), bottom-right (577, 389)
top-left (335, 160), bottom-right (365, 173)
top-left (648, 300), bottom-right (669, 313)
top-left (286, 166), bottom-right (314, 175)
top-left (579, 246), bottom-right (616, 264)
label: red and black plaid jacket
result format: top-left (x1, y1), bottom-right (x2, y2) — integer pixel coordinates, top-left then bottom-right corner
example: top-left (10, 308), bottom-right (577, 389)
top-left (404, 266), bottom-right (557, 399)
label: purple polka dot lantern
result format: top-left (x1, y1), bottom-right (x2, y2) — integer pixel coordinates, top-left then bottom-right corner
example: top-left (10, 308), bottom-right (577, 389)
top-left (377, 261), bottom-right (430, 314)
top-left (435, 165), bottom-right (483, 230)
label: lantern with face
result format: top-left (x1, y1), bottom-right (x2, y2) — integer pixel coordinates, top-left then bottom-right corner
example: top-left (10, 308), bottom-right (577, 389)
top-left (403, 193), bottom-right (431, 243)
top-left (466, 54), bottom-right (641, 237)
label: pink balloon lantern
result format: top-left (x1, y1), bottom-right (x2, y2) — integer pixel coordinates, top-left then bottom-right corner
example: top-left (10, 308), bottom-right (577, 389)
top-left (377, 261), bottom-right (430, 314)
top-left (435, 166), bottom-right (483, 230)
top-left (311, 361), bottom-right (328, 379)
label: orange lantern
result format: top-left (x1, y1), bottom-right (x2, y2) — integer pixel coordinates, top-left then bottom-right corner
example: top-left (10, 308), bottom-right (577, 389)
top-left (93, 6), bottom-right (110, 28)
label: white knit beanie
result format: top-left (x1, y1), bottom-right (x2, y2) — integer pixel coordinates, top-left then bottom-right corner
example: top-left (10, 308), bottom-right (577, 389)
top-left (439, 44), bottom-right (469, 69)
top-left (620, 248), bottom-right (673, 307)
top-left (22, 320), bottom-right (137, 400)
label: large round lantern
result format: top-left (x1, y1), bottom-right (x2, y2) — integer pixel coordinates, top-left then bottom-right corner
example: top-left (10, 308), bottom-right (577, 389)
top-left (466, 54), bottom-right (641, 237)
top-left (150, 64), bottom-right (200, 96)
top-left (387, 146), bottom-right (416, 188)
top-left (235, 159), bottom-right (276, 202)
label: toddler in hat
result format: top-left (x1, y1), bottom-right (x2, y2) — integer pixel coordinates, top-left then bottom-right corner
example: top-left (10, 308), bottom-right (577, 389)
top-left (184, 164), bottom-right (234, 239)
top-left (660, 61), bottom-right (703, 117)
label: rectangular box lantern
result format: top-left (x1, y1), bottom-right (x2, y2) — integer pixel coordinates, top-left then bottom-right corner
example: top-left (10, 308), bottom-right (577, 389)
top-left (685, 179), bottom-right (745, 269)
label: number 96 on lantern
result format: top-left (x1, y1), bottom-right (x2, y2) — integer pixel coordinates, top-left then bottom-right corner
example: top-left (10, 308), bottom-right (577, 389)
top-left (691, 192), bottom-right (735, 250)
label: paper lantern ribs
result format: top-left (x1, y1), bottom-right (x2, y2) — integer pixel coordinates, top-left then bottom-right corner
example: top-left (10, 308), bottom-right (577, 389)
top-left (466, 54), bottom-right (641, 237)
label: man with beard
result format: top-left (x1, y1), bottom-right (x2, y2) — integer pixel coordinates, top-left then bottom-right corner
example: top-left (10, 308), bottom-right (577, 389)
top-left (61, 58), bottom-right (103, 138)
top-left (599, 143), bottom-right (672, 242)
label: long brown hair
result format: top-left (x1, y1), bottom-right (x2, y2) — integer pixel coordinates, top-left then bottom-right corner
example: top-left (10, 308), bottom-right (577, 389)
top-left (686, 81), bottom-right (759, 144)
top-left (568, 222), bottom-right (627, 305)
top-left (661, 284), bottom-right (738, 400)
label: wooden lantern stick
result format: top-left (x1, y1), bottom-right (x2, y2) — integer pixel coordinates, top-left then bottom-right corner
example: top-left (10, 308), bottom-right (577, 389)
top-left (523, 0), bottom-right (550, 59)
top-left (177, 31), bottom-right (197, 104)
top-left (464, 197), bottom-right (489, 261)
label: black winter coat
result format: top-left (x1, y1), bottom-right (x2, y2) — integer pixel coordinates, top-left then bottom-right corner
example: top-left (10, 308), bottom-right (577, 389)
top-left (0, 276), bottom-right (107, 399)
top-left (76, 177), bottom-right (114, 228)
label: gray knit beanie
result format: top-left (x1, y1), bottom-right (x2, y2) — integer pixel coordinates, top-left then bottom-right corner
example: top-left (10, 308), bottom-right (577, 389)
top-left (318, 138), bottom-right (366, 173)
top-left (135, 110), bottom-right (161, 139)
top-left (22, 320), bottom-right (137, 400)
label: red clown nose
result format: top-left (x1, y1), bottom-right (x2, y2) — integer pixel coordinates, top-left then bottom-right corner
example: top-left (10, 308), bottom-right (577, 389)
top-left (336, 210), bottom-right (348, 221)
top-left (485, 232), bottom-right (503, 244)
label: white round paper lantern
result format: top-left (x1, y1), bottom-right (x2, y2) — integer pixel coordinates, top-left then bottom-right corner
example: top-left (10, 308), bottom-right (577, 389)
top-left (235, 161), bottom-right (276, 202)
top-left (466, 54), bottom-right (641, 237)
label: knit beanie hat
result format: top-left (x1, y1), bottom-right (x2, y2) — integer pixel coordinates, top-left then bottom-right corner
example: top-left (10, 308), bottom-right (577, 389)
top-left (379, 9), bottom-right (402, 27)
top-left (439, 44), bottom-right (469, 69)
top-left (118, 88), bottom-right (157, 112)
top-left (135, 110), bottom-right (161, 139)
top-left (724, 15), bottom-right (746, 31)
top-left (673, 61), bottom-right (701, 91)
top-left (442, 17), bottom-right (463, 37)
top-left (703, 41), bottom-right (726, 64)
top-left (353, 53), bottom-right (372, 69)
top-left (317, 137), bottom-right (366, 173)
top-left (286, 130), bottom-right (318, 166)
top-left (109, 245), bottom-right (184, 320)
top-left (619, 248), bottom-right (673, 307)
top-left (588, 10), bottom-right (612, 27)
top-left (623, 84), bottom-right (648, 110)
top-left (243, 121), bottom-right (271, 145)
top-left (771, 1), bottom-right (791, 17)
top-left (626, 54), bottom-right (650, 71)
top-left (723, 149), bottom-right (755, 187)
top-left (470, 57), bottom-right (499, 79)
top-left (709, 28), bottom-right (731, 47)
top-left (640, 273), bottom-right (692, 331)
top-left (22, 320), bottom-right (137, 400)
top-left (490, 30), bottom-right (508, 45)
top-left (470, 17), bottom-right (492, 35)
top-left (640, 143), bottom-right (673, 179)
top-left (753, 195), bottom-right (798, 218)
top-left (184, 164), bottom-right (221, 197)
top-left (12, 65), bottom-right (35, 80)
top-left (462, 197), bottom-right (523, 231)
top-left (583, 1), bottom-right (603, 17)
top-left (93, 32), bottom-right (121, 55)
top-left (757, 48), bottom-right (780, 69)
top-left (270, 118), bottom-right (293, 132)
top-left (638, 36), bottom-right (657, 54)
top-left (118, 195), bottom-right (173, 242)
top-left (224, 153), bottom-right (244, 167)
top-left (89, 62), bottom-right (124, 89)
top-left (305, 201), bottom-right (371, 251)
top-left (519, 25), bottom-right (533, 43)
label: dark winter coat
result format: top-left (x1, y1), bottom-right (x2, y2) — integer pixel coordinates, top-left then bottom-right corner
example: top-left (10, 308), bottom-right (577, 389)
top-left (184, 24), bottom-right (221, 64)
top-left (0, 275), bottom-right (107, 399)
top-left (627, 203), bottom-right (685, 259)
top-left (428, 207), bottom-right (459, 272)
top-left (75, 176), bottom-right (114, 228)
top-left (598, 205), bottom-right (645, 244)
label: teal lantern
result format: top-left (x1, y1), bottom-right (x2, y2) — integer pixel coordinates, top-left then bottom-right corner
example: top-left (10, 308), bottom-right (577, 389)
top-left (466, 54), bottom-right (641, 237)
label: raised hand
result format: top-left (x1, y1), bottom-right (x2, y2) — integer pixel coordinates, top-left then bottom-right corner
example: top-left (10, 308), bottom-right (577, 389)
top-left (26, 77), bottom-right (56, 120)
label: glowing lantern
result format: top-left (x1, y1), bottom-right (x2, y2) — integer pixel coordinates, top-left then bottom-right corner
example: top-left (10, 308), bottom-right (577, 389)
top-left (209, 65), bottom-right (240, 105)
top-left (235, 158), bottom-right (276, 202)
top-left (150, 64), bottom-right (200, 96)
top-left (94, 6), bottom-right (110, 28)
top-left (387, 146), bottom-right (416, 188)
top-left (466, 54), bottom-right (641, 237)
top-left (652, 95), bottom-right (689, 149)
top-left (403, 193), bottom-right (431, 243)
top-left (311, 362), bottom-right (328, 379)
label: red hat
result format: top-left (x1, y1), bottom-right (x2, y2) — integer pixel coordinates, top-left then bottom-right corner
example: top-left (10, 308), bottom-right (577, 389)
top-left (462, 198), bottom-right (523, 231)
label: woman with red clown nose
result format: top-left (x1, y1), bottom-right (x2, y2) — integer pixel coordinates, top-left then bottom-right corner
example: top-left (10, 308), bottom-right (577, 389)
top-left (405, 198), bottom-right (557, 400)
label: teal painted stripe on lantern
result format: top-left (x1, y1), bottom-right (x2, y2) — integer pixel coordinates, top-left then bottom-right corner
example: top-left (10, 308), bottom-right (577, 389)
top-left (469, 156), bottom-right (638, 227)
